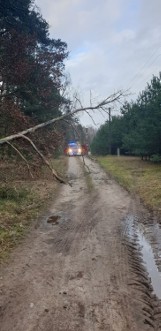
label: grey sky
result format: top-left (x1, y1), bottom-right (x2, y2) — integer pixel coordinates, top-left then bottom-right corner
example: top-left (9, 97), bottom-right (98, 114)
top-left (35, 0), bottom-right (161, 126)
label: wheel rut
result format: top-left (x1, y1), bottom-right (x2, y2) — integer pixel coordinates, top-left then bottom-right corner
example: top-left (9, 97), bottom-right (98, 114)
top-left (0, 157), bottom-right (161, 330)
top-left (122, 213), bottom-right (161, 331)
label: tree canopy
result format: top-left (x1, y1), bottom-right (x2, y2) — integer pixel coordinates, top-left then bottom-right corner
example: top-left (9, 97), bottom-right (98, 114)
top-left (0, 0), bottom-right (69, 156)
top-left (91, 74), bottom-right (161, 158)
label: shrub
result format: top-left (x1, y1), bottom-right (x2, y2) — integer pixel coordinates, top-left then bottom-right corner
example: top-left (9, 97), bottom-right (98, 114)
top-left (0, 186), bottom-right (28, 201)
top-left (150, 154), bottom-right (161, 163)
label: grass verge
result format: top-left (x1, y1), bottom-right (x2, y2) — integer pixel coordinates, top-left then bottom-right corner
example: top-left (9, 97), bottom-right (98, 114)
top-left (0, 156), bottom-right (67, 262)
top-left (97, 156), bottom-right (161, 214)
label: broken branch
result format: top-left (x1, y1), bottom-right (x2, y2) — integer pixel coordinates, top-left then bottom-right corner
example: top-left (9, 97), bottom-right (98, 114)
top-left (6, 141), bottom-right (34, 179)
top-left (0, 90), bottom-right (125, 146)
top-left (20, 135), bottom-right (69, 185)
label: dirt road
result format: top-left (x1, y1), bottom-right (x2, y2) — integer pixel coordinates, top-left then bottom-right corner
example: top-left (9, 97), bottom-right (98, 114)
top-left (0, 157), bottom-right (161, 331)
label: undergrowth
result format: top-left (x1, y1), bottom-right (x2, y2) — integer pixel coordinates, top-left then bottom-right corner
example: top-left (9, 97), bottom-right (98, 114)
top-left (0, 156), bottom-right (67, 262)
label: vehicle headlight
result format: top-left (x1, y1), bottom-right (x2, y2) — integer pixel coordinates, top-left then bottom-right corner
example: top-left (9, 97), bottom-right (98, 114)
top-left (78, 148), bottom-right (82, 153)
top-left (68, 148), bottom-right (72, 153)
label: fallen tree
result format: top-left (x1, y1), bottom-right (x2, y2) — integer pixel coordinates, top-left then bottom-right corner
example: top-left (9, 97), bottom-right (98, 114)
top-left (0, 91), bottom-right (125, 184)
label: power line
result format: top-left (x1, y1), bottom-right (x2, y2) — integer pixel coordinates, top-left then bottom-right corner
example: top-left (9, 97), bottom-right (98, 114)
top-left (130, 53), bottom-right (161, 91)
top-left (127, 45), bottom-right (161, 89)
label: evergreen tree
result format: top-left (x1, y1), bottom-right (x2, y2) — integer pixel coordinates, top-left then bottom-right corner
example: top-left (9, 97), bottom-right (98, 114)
top-left (91, 74), bottom-right (161, 158)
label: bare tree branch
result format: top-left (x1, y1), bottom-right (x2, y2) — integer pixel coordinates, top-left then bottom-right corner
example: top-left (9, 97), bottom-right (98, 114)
top-left (0, 90), bottom-right (125, 184)
top-left (90, 90), bottom-right (92, 108)
top-left (74, 94), bottom-right (84, 109)
top-left (0, 90), bottom-right (125, 146)
top-left (63, 119), bottom-right (80, 139)
top-left (82, 154), bottom-right (91, 173)
top-left (20, 135), bottom-right (69, 185)
top-left (63, 119), bottom-right (91, 173)
top-left (85, 110), bottom-right (97, 126)
top-left (6, 141), bottom-right (34, 179)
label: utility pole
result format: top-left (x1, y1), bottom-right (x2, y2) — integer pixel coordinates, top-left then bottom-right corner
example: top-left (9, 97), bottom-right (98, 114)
top-left (108, 107), bottom-right (111, 155)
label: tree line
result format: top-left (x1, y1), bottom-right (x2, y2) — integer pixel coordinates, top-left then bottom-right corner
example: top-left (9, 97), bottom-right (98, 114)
top-left (91, 74), bottom-right (161, 160)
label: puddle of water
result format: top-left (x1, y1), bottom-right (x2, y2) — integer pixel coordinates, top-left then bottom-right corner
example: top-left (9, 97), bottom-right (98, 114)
top-left (124, 215), bottom-right (161, 300)
top-left (47, 215), bottom-right (60, 225)
top-left (137, 228), bottom-right (161, 299)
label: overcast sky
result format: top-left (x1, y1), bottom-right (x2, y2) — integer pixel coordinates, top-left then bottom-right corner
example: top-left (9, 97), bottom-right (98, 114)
top-left (35, 0), bottom-right (161, 127)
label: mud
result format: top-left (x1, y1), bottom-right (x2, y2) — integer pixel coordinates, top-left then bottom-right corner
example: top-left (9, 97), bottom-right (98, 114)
top-left (47, 215), bottom-right (60, 225)
top-left (124, 215), bottom-right (161, 299)
top-left (0, 156), bottom-right (161, 330)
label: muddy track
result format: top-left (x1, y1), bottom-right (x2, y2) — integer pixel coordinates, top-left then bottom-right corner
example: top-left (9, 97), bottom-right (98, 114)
top-left (0, 157), bottom-right (161, 330)
top-left (123, 221), bottom-right (161, 330)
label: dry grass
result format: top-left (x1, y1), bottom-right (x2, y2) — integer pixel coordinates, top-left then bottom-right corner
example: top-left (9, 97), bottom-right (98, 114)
top-left (97, 156), bottom-right (161, 213)
top-left (0, 156), bottom-right (67, 261)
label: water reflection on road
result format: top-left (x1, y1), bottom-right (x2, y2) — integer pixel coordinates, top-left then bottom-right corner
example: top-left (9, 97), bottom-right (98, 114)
top-left (124, 214), bottom-right (161, 300)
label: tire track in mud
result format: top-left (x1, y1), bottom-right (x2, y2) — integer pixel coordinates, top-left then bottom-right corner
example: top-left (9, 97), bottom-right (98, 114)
top-left (83, 157), bottom-right (141, 330)
top-left (85, 157), bottom-right (161, 330)
top-left (52, 157), bottom-right (133, 330)
top-left (44, 158), bottom-right (105, 331)
top-left (51, 156), bottom-right (161, 331)
top-left (45, 160), bottom-right (89, 331)
top-left (58, 197), bottom-right (110, 331)
top-left (1, 157), bottom-right (161, 331)
top-left (122, 215), bottom-right (161, 330)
